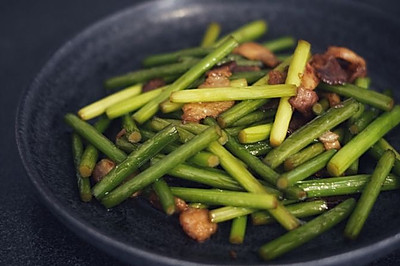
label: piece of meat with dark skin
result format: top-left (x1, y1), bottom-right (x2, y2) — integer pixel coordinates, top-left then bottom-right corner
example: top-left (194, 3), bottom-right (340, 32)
top-left (268, 70), bottom-right (287, 85)
top-left (142, 78), bottom-right (166, 92)
top-left (233, 42), bottom-right (280, 68)
top-left (92, 159), bottom-right (115, 183)
top-left (179, 207), bottom-right (218, 242)
top-left (289, 87), bottom-right (319, 117)
top-left (182, 65), bottom-right (234, 123)
top-left (311, 54), bottom-right (348, 85)
top-left (311, 46), bottom-right (367, 85)
top-left (326, 46), bottom-right (367, 82)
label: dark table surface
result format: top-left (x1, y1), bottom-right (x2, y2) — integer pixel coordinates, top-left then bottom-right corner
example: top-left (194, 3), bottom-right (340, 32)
top-left (2, 0), bottom-right (400, 265)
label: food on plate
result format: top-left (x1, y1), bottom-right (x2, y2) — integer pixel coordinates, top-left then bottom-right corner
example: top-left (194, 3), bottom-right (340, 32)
top-left (64, 20), bottom-right (400, 261)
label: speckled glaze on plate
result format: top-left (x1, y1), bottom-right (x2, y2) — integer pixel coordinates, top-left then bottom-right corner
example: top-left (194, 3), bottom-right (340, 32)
top-left (16, 0), bottom-right (400, 265)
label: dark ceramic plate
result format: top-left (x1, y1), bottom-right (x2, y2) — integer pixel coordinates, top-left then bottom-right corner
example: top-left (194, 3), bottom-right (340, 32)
top-left (16, 0), bottom-right (400, 265)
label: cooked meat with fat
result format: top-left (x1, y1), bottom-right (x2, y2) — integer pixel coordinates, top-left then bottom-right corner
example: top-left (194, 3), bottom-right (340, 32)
top-left (92, 159), bottom-right (115, 183)
top-left (233, 42), bottom-right (279, 68)
top-left (182, 65), bottom-right (234, 123)
top-left (199, 65), bottom-right (232, 88)
top-left (174, 197), bottom-right (188, 213)
top-left (142, 78), bottom-right (166, 92)
top-left (326, 46), bottom-right (367, 82)
top-left (289, 87), bottom-right (319, 117)
top-left (268, 70), bottom-right (287, 85)
top-left (311, 46), bottom-right (367, 85)
top-left (179, 207), bottom-right (218, 242)
top-left (311, 54), bottom-right (348, 85)
top-left (320, 92), bottom-right (341, 107)
top-left (182, 101), bottom-right (235, 123)
top-left (319, 130), bottom-right (341, 150)
top-left (300, 63), bottom-right (320, 90)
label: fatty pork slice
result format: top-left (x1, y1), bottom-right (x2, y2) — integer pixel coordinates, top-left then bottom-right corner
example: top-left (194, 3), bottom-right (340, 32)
top-left (182, 65), bottom-right (235, 123)
top-left (92, 159), bottom-right (115, 183)
top-left (142, 78), bottom-right (166, 92)
top-left (179, 207), bottom-right (218, 242)
top-left (319, 130), bottom-right (341, 150)
top-left (233, 42), bottom-right (280, 68)
top-left (311, 46), bottom-right (367, 85)
top-left (289, 63), bottom-right (320, 117)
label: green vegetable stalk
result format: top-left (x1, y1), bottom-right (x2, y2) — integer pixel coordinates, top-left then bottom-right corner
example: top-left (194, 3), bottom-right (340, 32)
top-left (133, 37), bottom-right (238, 124)
top-left (344, 150), bottom-right (395, 239)
top-left (230, 216), bottom-right (247, 244)
top-left (101, 126), bottom-right (221, 208)
top-left (64, 113), bottom-right (127, 163)
top-left (78, 116), bottom-right (111, 177)
top-left (264, 98), bottom-right (360, 169)
top-left (327, 105), bottom-right (400, 176)
top-left (93, 125), bottom-right (179, 199)
top-left (71, 133), bottom-right (92, 202)
top-left (258, 198), bottom-right (356, 260)
top-left (153, 178), bottom-right (176, 215)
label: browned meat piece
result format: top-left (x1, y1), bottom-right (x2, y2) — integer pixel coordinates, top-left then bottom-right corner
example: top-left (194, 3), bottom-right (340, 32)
top-left (268, 70), bottom-right (287, 85)
top-left (200, 65), bottom-right (232, 88)
top-left (92, 159), bottom-right (115, 183)
top-left (182, 65), bottom-right (234, 123)
top-left (179, 207), bottom-right (218, 242)
top-left (233, 42), bottom-right (280, 68)
top-left (320, 92), bottom-right (341, 107)
top-left (174, 197), bottom-right (188, 213)
top-left (182, 101), bottom-right (235, 123)
top-left (289, 87), bottom-right (319, 116)
top-left (311, 46), bottom-right (367, 85)
top-left (326, 46), bottom-right (367, 82)
top-left (142, 78), bottom-right (166, 92)
top-left (327, 93), bottom-right (341, 107)
top-left (319, 130), bottom-right (341, 150)
top-left (300, 63), bottom-right (320, 90)
top-left (311, 54), bottom-right (348, 85)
